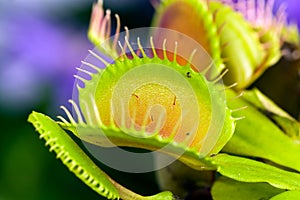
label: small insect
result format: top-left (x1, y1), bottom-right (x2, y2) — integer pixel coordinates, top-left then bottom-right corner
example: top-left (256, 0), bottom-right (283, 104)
top-left (187, 72), bottom-right (191, 78)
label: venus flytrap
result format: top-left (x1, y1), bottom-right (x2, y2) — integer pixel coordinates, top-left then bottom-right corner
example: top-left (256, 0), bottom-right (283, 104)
top-left (60, 27), bottom-right (236, 171)
top-left (152, 0), bottom-right (299, 89)
top-left (28, 111), bottom-right (174, 200)
top-left (27, 0), bottom-right (300, 199)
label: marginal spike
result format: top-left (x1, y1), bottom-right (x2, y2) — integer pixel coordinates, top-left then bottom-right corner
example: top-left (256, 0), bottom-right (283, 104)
top-left (118, 40), bottom-right (126, 58)
top-left (45, 137), bottom-right (57, 146)
top-left (123, 26), bottom-right (129, 54)
top-left (124, 36), bottom-right (136, 58)
top-left (137, 37), bottom-right (147, 58)
top-left (81, 61), bottom-right (102, 73)
top-left (76, 67), bottom-right (94, 76)
top-left (39, 132), bottom-right (49, 139)
top-left (105, 10), bottom-right (111, 39)
top-left (98, 9), bottom-right (110, 39)
top-left (69, 99), bottom-right (84, 124)
top-left (56, 150), bottom-right (65, 159)
top-left (234, 116), bottom-right (246, 121)
top-left (60, 105), bottom-right (77, 125)
top-left (229, 91), bottom-right (244, 100)
top-left (74, 75), bottom-right (88, 84)
top-left (231, 106), bottom-right (248, 113)
top-left (88, 50), bottom-right (109, 66)
top-left (173, 41), bottom-right (178, 62)
top-left (112, 14), bottom-right (121, 51)
top-left (187, 48), bottom-right (197, 68)
top-left (49, 144), bottom-right (59, 152)
top-left (162, 38), bottom-right (168, 60)
top-left (212, 69), bottom-right (229, 84)
top-left (57, 116), bottom-right (71, 126)
top-left (225, 82), bottom-right (238, 90)
top-left (201, 59), bottom-right (214, 75)
top-left (90, 0), bottom-right (104, 40)
top-left (150, 36), bottom-right (158, 58)
top-left (76, 83), bottom-right (83, 90)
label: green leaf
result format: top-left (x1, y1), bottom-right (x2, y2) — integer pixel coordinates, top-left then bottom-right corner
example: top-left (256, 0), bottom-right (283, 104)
top-left (223, 89), bottom-right (300, 172)
top-left (209, 154), bottom-right (300, 191)
top-left (211, 177), bottom-right (283, 200)
top-left (28, 111), bottom-right (175, 200)
top-left (28, 111), bottom-right (120, 200)
top-left (270, 191), bottom-right (300, 200)
top-left (242, 88), bottom-right (300, 140)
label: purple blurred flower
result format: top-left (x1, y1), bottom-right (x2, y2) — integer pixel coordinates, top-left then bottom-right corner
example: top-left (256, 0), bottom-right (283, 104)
top-left (275, 0), bottom-right (300, 27)
top-left (0, 10), bottom-right (93, 114)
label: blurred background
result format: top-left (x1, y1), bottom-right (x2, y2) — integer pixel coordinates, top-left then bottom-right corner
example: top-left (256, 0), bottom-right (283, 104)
top-left (0, 0), bottom-right (298, 200)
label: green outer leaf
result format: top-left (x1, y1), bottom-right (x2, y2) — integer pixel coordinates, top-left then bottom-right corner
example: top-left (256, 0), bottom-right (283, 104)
top-left (28, 111), bottom-right (175, 200)
top-left (28, 111), bottom-right (120, 199)
top-left (211, 177), bottom-right (283, 200)
top-left (270, 191), bottom-right (300, 200)
top-left (209, 154), bottom-right (300, 191)
top-left (209, 1), bottom-right (265, 89)
top-left (242, 88), bottom-right (300, 140)
top-left (223, 89), bottom-right (300, 172)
